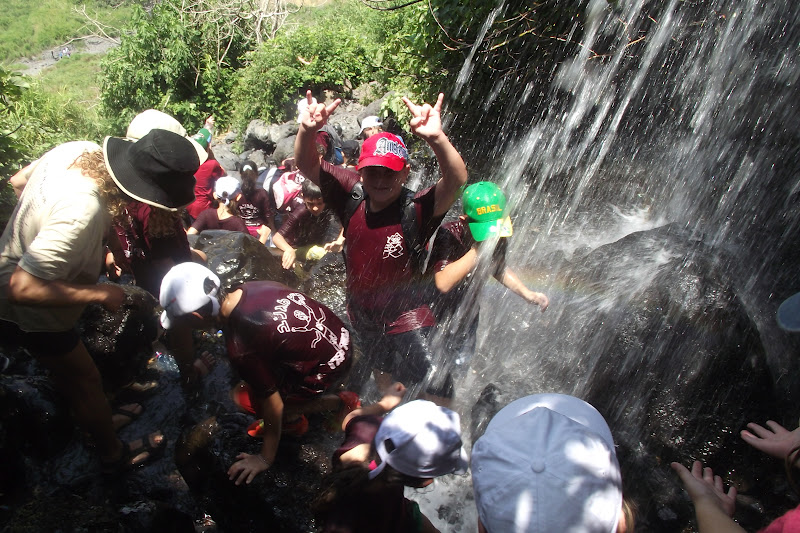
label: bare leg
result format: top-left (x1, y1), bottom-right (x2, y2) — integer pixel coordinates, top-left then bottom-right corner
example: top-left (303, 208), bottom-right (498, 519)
top-left (35, 341), bottom-right (122, 462)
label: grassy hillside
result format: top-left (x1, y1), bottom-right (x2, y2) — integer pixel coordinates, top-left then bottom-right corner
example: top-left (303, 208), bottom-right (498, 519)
top-left (0, 0), bottom-right (132, 63)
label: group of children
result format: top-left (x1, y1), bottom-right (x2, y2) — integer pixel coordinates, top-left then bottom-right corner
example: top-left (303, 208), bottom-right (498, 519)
top-left (3, 88), bottom-right (797, 531)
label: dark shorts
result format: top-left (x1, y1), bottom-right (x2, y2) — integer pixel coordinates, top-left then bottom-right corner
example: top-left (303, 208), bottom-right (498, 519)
top-left (0, 319), bottom-right (80, 357)
top-left (353, 319), bottom-right (453, 398)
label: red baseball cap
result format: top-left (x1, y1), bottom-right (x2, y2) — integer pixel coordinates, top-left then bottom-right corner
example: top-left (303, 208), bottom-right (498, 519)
top-left (357, 132), bottom-right (408, 171)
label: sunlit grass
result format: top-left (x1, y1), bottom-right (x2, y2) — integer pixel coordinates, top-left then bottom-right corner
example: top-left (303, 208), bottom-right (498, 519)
top-left (38, 53), bottom-right (104, 104)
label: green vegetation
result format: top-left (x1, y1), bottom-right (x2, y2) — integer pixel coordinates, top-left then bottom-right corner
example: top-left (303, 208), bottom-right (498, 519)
top-left (0, 0), bottom-right (132, 63)
top-left (39, 54), bottom-right (105, 103)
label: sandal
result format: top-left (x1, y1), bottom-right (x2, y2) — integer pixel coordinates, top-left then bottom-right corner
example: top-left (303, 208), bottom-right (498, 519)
top-left (112, 403), bottom-right (143, 431)
top-left (101, 432), bottom-right (167, 475)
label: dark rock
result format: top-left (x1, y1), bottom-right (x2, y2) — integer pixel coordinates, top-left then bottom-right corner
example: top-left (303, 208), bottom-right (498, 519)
top-left (77, 284), bottom-right (159, 394)
top-left (192, 231), bottom-right (298, 291)
top-left (243, 120), bottom-right (274, 152)
top-left (272, 135), bottom-right (296, 164)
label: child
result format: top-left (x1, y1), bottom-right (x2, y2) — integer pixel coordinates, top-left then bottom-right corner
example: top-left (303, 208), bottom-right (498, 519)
top-left (314, 394), bottom-right (469, 532)
top-left (188, 176), bottom-right (249, 235)
top-left (237, 160), bottom-right (275, 244)
top-left (429, 181), bottom-right (548, 370)
top-left (159, 263), bottom-right (357, 485)
top-left (272, 179), bottom-right (344, 271)
top-left (295, 91), bottom-right (467, 403)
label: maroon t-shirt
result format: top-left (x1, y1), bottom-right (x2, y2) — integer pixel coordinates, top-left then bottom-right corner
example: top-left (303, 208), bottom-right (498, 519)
top-left (317, 161), bottom-right (442, 333)
top-left (225, 281), bottom-right (352, 398)
top-left (238, 188), bottom-right (272, 228)
top-left (276, 203), bottom-right (340, 248)
top-left (191, 208), bottom-right (249, 234)
top-left (187, 159), bottom-right (224, 219)
top-left (112, 200), bottom-right (191, 296)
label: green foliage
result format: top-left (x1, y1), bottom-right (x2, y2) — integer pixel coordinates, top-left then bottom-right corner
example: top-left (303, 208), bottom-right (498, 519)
top-left (0, 0), bottom-right (132, 63)
top-left (232, 23), bottom-right (379, 129)
top-left (99, 0), bottom-right (248, 134)
top-left (39, 54), bottom-right (105, 103)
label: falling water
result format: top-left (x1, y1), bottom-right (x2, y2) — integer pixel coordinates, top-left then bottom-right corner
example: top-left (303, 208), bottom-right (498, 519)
top-left (415, 0), bottom-right (800, 530)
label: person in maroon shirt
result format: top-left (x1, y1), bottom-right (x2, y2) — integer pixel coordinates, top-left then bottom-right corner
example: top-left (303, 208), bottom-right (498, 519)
top-left (108, 200), bottom-right (192, 296)
top-left (429, 182), bottom-right (548, 372)
top-left (159, 263), bottom-right (356, 485)
top-left (272, 179), bottom-right (344, 270)
top-left (238, 160), bottom-right (275, 243)
top-left (186, 124), bottom-right (224, 222)
top-left (188, 176), bottom-right (250, 235)
top-left (295, 91), bottom-right (467, 403)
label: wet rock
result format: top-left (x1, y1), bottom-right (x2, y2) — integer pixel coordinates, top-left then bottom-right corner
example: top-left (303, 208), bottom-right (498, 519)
top-left (77, 284), bottom-right (159, 394)
top-left (272, 135), bottom-right (296, 164)
top-left (192, 230), bottom-right (297, 291)
top-left (560, 225), bottom-right (777, 531)
top-left (301, 250), bottom-right (347, 317)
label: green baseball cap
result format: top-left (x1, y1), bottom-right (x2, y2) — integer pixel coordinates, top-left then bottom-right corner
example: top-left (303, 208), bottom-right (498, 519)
top-left (462, 182), bottom-right (513, 241)
top-left (192, 127), bottom-right (212, 150)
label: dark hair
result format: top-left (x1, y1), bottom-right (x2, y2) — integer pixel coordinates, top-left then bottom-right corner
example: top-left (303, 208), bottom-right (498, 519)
top-left (301, 179), bottom-right (322, 200)
top-left (240, 160), bottom-right (258, 199)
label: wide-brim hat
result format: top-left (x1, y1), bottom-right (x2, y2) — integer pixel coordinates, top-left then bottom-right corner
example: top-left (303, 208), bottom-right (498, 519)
top-left (125, 109), bottom-right (208, 164)
top-left (104, 129), bottom-right (200, 211)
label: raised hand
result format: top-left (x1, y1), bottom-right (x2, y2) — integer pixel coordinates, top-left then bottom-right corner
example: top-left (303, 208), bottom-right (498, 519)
top-left (298, 90), bottom-right (341, 132)
top-left (402, 93), bottom-right (445, 141)
top-left (671, 461), bottom-right (737, 517)
top-left (741, 420), bottom-right (800, 462)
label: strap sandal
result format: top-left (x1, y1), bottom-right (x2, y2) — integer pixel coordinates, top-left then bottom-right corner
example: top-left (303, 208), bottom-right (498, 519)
top-left (111, 403), bottom-right (143, 431)
top-left (101, 432), bottom-right (167, 476)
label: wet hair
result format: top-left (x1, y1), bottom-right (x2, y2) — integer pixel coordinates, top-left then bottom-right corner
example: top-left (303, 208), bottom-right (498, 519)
top-left (74, 149), bottom-right (128, 218)
top-left (301, 179), bottom-right (323, 200)
top-left (240, 160), bottom-right (259, 198)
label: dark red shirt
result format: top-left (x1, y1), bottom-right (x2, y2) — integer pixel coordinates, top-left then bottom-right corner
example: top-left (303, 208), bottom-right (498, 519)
top-left (317, 161), bottom-right (442, 332)
top-left (112, 200), bottom-right (191, 296)
top-left (225, 281), bottom-right (352, 398)
top-left (191, 208), bottom-right (249, 234)
top-left (276, 203), bottom-right (340, 248)
top-left (238, 188), bottom-right (272, 228)
top-left (187, 159), bottom-right (224, 219)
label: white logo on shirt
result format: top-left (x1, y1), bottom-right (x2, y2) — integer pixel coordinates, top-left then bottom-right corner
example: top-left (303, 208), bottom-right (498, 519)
top-left (383, 232), bottom-right (404, 259)
top-left (272, 292), bottom-right (349, 369)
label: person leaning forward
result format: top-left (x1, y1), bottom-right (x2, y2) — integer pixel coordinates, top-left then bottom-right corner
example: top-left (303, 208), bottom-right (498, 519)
top-left (0, 129), bottom-right (203, 475)
top-left (294, 91), bottom-right (467, 404)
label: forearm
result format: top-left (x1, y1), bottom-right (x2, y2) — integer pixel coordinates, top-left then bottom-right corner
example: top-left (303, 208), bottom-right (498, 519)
top-left (693, 500), bottom-right (746, 533)
top-left (435, 249), bottom-right (477, 293)
top-left (294, 126), bottom-right (321, 184)
top-left (428, 133), bottom-right (468, 217)
top-left (258, 393), bottom-right (284, 465)
top-left (272, 232), bottom-right (293, 253)
top-left (9, 267), bottom-right (109, 307)
top-left (500, 269), bottom-right (533, 300)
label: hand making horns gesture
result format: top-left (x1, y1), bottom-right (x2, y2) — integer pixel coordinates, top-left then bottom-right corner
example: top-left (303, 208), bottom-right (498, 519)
top-left (300, 90), bottom-right (341, 132)
top-left (402, 93), bottom-right (445, 141)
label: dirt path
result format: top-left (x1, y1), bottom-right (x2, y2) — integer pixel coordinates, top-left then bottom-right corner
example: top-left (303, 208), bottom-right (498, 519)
top-left (14, 36), bottom-right (118, 77)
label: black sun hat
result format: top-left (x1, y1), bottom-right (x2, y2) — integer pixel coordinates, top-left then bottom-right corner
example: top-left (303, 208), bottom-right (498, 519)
top-left (103, 129), bottom-right (200, 211)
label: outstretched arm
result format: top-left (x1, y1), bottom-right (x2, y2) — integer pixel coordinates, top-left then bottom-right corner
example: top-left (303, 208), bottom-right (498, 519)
top-left (295, 90), bottom-right (341, 185)
top-left (402, 94), bottom-right (467, 217)
top-left (9, 266), bottom-right (124, 311)
top-left (499, 268), bottom-right (548, 311)
top-left (228, 391), bottom-right (283, 485)
top-left (671, 461), bottom-right (744, 533)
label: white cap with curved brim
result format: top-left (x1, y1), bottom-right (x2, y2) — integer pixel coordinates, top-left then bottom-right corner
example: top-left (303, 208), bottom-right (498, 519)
top-left (159, 263), bottom-right (221, 329)
top-left (358, 115), bottom-right (383, 135)
top-left (369, 400), bottom-right (469, 480)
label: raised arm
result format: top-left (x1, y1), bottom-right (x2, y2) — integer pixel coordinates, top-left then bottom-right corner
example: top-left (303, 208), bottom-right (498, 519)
top-left (402, 93), bottom-right (467, 217)
top-left (295, 90), bottom-right (341, 185)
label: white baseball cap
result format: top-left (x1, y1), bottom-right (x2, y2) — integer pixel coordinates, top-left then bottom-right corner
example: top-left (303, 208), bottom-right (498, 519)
top-left (369, 400), bottom-right (469, 480)
top-left (159, 263), bottom-right (221, 329)
top-left (471, 393), bottom-right (622, 533)
top-left (125, 109), bottom-right (208, 165)
top-left (358, 115), bottom-right (383, 135)
top-left (214, 175), bottom-right (242, 205)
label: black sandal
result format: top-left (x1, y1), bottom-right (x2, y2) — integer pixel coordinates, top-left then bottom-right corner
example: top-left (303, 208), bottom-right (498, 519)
top-left (101, 432), bottom-right (167, 475)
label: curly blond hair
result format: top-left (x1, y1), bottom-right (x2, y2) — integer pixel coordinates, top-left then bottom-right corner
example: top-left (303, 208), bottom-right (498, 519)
top-left (72, 149), bottom-right (128, 218)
